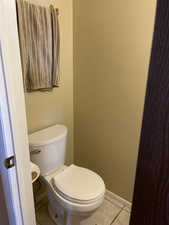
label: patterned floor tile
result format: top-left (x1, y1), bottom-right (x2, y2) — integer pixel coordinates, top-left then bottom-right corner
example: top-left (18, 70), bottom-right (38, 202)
top-left (123, 205), bottom-right (131, 213)
top-left (80, 199), bottom-right (121, 225)
top-left (112, 210), bottom-right (130, 225)
top-left (36, 198), bottom-right (130, 225)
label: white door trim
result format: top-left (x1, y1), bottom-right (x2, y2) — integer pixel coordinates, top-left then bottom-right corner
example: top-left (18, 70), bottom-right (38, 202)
top-left (0, 43), bottom-right (22, 225)
top-left (0, 0), bottom-right (36, 225)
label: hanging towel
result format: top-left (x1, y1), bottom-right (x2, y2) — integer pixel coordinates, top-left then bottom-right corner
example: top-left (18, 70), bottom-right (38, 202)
top-left (17, 0), bottom-right (60, 92)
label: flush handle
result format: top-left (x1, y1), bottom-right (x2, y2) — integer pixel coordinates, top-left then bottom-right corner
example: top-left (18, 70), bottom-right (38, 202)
top-left (31, 149), bottom-right (41, 155)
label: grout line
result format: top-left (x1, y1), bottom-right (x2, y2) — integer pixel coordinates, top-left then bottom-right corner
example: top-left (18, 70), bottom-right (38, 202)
top-left (110, 206), bottom-right (125, 225)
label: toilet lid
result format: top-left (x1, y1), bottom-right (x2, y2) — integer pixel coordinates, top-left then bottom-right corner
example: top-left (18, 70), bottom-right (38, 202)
top-left (52, 165), bottom-right (105, 203)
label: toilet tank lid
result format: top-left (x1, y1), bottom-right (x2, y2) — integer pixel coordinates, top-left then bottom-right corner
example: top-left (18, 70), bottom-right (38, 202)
top-left (29, 125), bottom-right (67, 147)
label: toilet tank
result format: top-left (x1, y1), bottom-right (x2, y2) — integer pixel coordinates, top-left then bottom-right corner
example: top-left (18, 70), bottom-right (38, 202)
top-left (29, 125), bottom-right (67, 176)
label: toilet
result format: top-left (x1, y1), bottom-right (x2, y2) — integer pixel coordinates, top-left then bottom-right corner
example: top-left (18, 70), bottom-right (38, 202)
top-left (29, 124), bottom-right (105, 225)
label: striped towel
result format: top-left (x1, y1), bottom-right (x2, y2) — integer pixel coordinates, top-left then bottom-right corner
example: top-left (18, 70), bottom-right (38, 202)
top-left (17, 0), bottom-right (60, 92)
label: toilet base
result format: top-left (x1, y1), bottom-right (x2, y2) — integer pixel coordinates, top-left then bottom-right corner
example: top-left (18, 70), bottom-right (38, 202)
top-left (47, 182), bottom-right (104, 225)
top-left (65, 213), bottom-right (89, 225)
top-left (48, 197), bottom-right (66, 225)
top-left (48, 204), bottom-right (64, 225)
top-left (48, 194), bottom-right (93, 225)
top-left (48, 203), bottom-right (90, 225)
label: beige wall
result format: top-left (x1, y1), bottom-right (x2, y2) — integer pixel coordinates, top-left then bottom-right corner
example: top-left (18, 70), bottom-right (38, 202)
top-left (74, 0), bottom-right (156, 200)
top-left (25, 0), bottom-right (73, 164)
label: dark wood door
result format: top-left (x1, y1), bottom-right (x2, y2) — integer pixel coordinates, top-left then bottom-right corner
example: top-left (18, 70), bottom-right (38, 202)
top-left (130, 0), bottom-right (169, 224)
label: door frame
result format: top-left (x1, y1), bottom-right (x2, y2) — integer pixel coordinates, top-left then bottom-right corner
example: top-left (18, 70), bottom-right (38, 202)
top-left (0, 1), bottom-right (36, 225)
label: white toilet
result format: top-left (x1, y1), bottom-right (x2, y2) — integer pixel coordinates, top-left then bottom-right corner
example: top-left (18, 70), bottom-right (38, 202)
top-left (29, 124), bottom-right (105, 225)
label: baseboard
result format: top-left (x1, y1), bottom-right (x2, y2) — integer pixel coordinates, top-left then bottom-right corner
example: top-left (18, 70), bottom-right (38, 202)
top-left (105, 189), bottom-right (132, 211)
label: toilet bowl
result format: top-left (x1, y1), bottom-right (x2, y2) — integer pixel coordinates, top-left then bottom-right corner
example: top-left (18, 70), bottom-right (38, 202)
top-left (44, 165), bottom-right (105, 225)
top-left (29, 125), bottom-right (105, 225)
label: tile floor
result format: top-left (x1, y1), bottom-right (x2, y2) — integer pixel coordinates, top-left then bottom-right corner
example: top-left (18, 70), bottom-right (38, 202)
top-left (36, 196), bottom-right (130, 225)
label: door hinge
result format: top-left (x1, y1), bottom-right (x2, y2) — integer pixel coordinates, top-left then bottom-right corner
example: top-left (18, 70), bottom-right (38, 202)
top-left (4, 156), bottom-right (15, 169)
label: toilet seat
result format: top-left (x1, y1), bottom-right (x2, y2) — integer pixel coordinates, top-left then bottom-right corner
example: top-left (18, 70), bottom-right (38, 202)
top-left (52, 165), bottom-right (105, 205)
